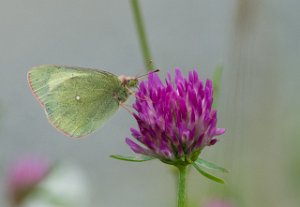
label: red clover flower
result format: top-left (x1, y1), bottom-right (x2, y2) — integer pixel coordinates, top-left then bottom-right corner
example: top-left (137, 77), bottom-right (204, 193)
top-left (126, 68), bottom-right (225, 166)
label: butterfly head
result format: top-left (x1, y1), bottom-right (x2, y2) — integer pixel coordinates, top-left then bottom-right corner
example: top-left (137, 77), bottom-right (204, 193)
top-left (119, 76), bottom-right (139, 88)
top-left (119, 69), bottom-right (160, 89)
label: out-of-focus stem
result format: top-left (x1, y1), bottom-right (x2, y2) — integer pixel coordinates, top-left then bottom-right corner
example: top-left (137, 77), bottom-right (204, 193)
top-left (130, 0), bottom-right (155, 71)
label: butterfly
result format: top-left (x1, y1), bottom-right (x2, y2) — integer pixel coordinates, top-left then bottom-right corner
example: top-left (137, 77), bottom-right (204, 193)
top-left (27, 65), bottom-right (156, 138)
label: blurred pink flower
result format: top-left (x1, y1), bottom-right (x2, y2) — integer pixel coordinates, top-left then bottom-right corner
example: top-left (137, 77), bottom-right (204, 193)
top-left (7, 156), bottom-right (50, 205)
top-left (204, 199), bottom-right (234, 207)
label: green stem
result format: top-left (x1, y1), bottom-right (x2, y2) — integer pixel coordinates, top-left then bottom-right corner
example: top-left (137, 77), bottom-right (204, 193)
top-left (130, 0), bottom-right (155, 71)
top-left (177, 166), bottom-right (188, 207)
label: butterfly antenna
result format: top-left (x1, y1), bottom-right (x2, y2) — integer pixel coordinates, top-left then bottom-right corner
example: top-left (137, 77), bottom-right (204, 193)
top-left (136, 69), bottom-right (160, 80)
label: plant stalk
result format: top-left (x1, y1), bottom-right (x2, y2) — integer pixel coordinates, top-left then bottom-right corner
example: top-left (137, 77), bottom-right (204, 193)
top-left (177, 166), bottom-right (188, 207)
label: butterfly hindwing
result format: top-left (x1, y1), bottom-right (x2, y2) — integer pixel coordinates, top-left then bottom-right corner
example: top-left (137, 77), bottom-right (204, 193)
top-left (28, 65), bottom-right (122, 137)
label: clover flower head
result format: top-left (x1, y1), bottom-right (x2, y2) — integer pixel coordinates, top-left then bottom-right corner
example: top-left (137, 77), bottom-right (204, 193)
top-left (126, 68), bottom-right (225, 166)
top-left (7, 156), bottom-right (49, 204)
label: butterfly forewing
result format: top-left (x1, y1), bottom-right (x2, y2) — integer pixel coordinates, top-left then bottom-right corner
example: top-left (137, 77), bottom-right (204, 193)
top-left (28, 65), bottom-right (122, 137)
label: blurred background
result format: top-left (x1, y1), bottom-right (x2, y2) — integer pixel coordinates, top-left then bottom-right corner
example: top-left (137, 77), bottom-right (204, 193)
top-left (0, 0), bottom-right (299, 206)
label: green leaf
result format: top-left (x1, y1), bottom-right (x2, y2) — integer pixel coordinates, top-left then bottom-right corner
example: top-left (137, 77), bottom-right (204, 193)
top-left (192, 163), bottom-right (225, 184)
top-left (195, 158), bottom-right (228, 173)
top-left (212, 65), bottom-right (223, 109)
top-left (110, 154), bottom-right (154, 162)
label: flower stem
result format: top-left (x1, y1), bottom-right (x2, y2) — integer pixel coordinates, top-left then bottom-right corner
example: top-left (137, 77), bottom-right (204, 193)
top-left (177, 166), bottom-right (188, 207)
top-left (130, 0), bottom-right (155, 71)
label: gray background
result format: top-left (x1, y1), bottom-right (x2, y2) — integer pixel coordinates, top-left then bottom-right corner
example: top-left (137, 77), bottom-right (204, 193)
top-left (0, 0), bottom-right (300, 206)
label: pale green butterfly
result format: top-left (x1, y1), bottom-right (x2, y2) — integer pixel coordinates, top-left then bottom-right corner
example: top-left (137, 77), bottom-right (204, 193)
top-left (28, 65), bottom-right (157, 138)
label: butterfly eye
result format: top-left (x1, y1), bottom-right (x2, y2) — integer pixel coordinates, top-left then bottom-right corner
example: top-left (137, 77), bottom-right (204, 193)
top-left (128, 79), bottom-right (138, 88)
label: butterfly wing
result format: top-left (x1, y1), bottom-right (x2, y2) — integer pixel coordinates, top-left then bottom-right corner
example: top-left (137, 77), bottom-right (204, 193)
top-left (28, 65), bottom-right (122, 138)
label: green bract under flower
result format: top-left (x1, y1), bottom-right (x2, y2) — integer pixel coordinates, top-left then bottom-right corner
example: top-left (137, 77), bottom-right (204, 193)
top-left (126, 68), bottom-right (225, 166)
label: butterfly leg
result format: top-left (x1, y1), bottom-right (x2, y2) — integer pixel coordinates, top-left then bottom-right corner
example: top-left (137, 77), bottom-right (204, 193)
top-left (119, 102), bottom-right (134, 115)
